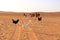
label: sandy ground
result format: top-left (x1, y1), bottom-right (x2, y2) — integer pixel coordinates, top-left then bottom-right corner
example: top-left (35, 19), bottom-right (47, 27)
top-left (0, 12), bottom-right (60, 40)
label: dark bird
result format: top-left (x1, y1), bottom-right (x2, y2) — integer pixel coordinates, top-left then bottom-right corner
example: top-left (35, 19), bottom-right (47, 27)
top-left (12, 19), bottom-right (19, 24)
top-left (38, 17), bottom-right (42, 21)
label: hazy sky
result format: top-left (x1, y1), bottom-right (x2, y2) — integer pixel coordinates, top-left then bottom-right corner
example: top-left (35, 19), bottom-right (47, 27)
top-left (0, 0), bottom-right (60, 12)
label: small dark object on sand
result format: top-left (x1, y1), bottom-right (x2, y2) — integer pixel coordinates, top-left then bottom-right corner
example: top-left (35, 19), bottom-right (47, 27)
top-left (12, 19), bottom-right (19, 24)
top-left (38, 17), bottom-right (42, 21)
top-left (23, 13), bottom-right (27, 17)
top-left (36, 13), bottom-right (40, 17)
top-left (31, 13), bottom-right (35, 17)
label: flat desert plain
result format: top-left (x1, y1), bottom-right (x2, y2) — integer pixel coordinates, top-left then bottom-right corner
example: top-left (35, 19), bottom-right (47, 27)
top-left (0, 12), bottom-right (60, 40)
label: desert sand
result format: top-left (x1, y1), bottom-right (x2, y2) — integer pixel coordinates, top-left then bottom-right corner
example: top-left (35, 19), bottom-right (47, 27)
top-left (0, 12), bottom-right (60, 40)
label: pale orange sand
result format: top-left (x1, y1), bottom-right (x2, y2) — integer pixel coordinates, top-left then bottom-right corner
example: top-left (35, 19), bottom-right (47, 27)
top-left (0, 12), bottom-right (60, 40)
